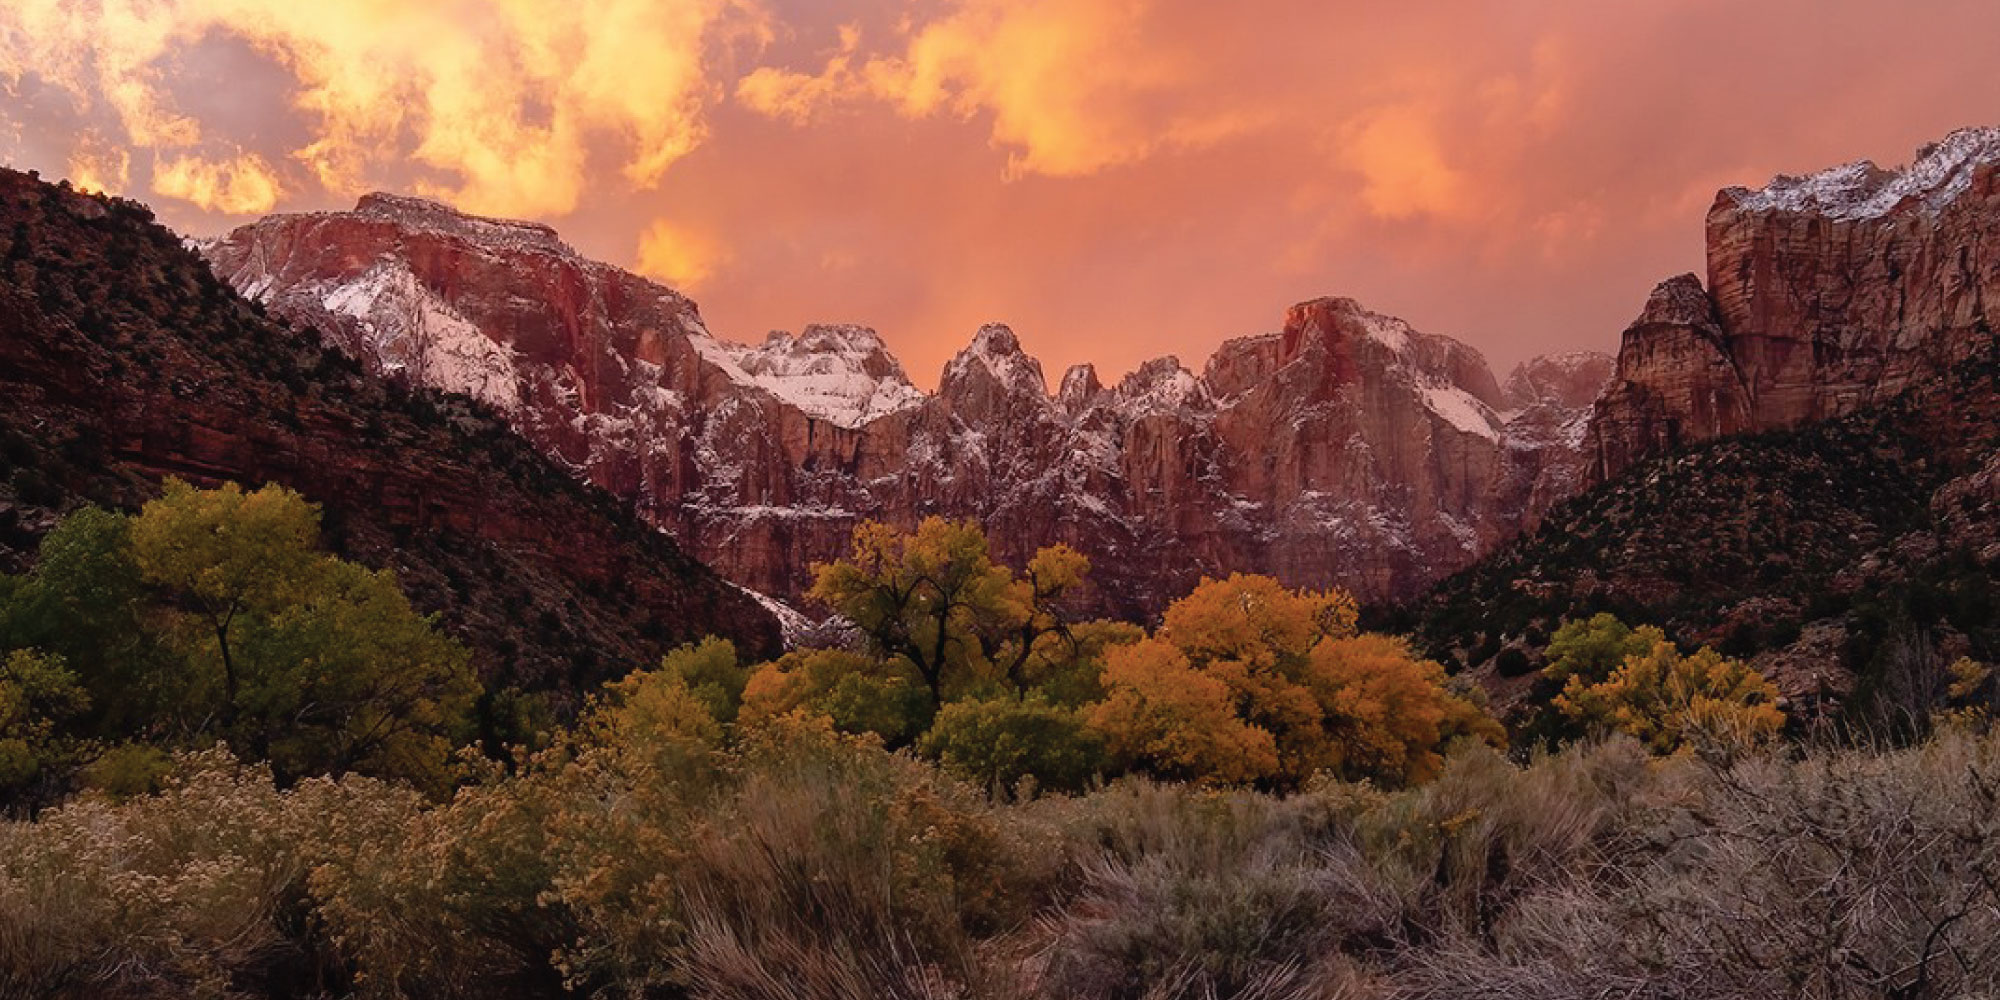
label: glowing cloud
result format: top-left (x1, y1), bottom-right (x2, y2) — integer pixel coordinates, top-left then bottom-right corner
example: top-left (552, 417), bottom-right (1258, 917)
top-left (737, 0), bottom-right (1258, 177)
top-left (637, 217), bottom-right (726, 291)
top-left (0, 0), bottom-right (768, 217)
top-left (1339, 106), bottom-right (1470, 221)
top-left (151, 151), bottom-right (280, 214)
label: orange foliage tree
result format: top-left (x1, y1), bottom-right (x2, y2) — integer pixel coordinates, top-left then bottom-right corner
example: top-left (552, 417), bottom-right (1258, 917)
top-left (1091, 573), bottom-right (1498, 787)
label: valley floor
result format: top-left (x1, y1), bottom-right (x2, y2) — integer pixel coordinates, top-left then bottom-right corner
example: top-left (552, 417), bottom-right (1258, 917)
top-left (6, 721), bottom-right (2000, 1000)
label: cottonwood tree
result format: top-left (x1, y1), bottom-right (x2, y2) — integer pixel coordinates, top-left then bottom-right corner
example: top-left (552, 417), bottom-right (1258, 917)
top-left (0, 480), bottom-right (479, 788)
top-left (809, 518), bottom-right (1089, 705)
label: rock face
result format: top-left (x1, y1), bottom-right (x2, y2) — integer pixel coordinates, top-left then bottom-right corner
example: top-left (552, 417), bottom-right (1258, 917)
top-left (206, 197), bottom-right (1609, 616)
top-left (1589, 126), bottom-right (2000, 480)
top-left (0, 171), bottom-right (781, 696)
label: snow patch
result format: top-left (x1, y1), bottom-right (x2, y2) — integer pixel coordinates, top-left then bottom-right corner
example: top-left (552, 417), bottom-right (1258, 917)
top-left (726, 325), bottom-right (926, 428)
top-left (1421, 383), bottom-right (1501, 440)
top-left (1726, 126), bottom-right (2000, 221)
top-left (318, 263), bottom-right (523, 413)
top-left (730, 582), bottom-right (818, 649)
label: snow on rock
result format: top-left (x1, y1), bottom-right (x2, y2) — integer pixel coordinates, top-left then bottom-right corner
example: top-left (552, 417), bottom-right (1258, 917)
top-left (1421, 382), bottom-right (1501, 440)
top-left (943, 323), bottom-right (1048, 395)
top-left (354, 192), bottom-right (571, 253)
top-left (730, 582), bottom-right (819, 648)
top-left (203, 191), bottom-right (1608, 616)
top-left (1113, 356), bottom-right (1208, 416)
top-left (725, 324), bottom-right (925, 428)
top-left (280, 260), bottom-right (525, 413)
top-left (1722, 126), bottom-right (2000, 221)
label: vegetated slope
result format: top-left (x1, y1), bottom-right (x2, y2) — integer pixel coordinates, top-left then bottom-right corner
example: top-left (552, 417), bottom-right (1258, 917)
top-left (1386, 346), bottom-right (2000, 715)
top-left (0, 169), bottom-right (780, 702)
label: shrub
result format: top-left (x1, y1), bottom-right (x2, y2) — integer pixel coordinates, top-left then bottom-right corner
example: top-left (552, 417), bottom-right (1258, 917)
top-left (0, 750), bottom-right (418, 1000)
top-left (920, 696), bottom-right (1108, 793)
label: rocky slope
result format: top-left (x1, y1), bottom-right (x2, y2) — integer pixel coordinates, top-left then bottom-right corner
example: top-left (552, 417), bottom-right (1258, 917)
top-left (1588, 126), bottom-right (2000, 480)
top-left (0, 171), bottom-right (781, 701)
top-left (1397, 127), bottom-right (2000, 723)
top-left (205, 197), bottom-right (1609, 616)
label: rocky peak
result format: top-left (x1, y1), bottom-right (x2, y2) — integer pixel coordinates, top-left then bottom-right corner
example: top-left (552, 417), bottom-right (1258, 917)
top-left (205, 192), bottom-right (1612, 615)
top-left (1202, 333), bottom-right (1284, 401)
top-left (1280, 297), bottom-right (1394, 363)
top-left (1057, 363), bottom-right (1103, 413)
top-left (939, 323), bottom-right (1050, 421)
top-left (1113, 356), bottom-right (1207, 416)
top-left (1718, 126), bottom-right (2000, 221)
top-left (729, 324), bottom-right (925, 428)
top-left (1587, 125), bottom-right (2000, 482)
top-left (1502, 351), bottom-right (1616, 410)
top-left (353, 192), bottom-right (570, 252)
top-left (1633, 273), bottom-right (1718, 329)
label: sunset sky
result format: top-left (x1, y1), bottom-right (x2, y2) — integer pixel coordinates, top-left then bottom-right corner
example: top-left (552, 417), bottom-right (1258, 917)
top-left (2, 0), bottom-right (1996, 387)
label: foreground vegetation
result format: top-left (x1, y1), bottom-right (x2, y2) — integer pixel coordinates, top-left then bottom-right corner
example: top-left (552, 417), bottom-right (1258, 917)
top-left (6, 717), bottom-right (2000, 999)
top-left (5, 485), bottom-right (1992, 998)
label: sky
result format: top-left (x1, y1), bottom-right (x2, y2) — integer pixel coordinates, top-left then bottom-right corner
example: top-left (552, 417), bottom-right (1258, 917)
top-left (2, 0), bottom-right (1997, 389)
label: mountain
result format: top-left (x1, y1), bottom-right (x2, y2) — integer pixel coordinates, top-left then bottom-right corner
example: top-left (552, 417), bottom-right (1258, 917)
top-left (204, 196), bottom-right (1609, 616)
top-left (1588, 126), bottom-right (2000, 480)
top-left (1396, 128), bottom-right (2000, 718)
top-left (0, 170), bottom-right (781, 703)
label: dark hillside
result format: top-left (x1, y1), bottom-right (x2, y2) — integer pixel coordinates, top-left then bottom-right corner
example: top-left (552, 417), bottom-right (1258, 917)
top-left (1381, 347), bottom-right (2000, 716)
top-left (0, 170), bottom-right (780, 703)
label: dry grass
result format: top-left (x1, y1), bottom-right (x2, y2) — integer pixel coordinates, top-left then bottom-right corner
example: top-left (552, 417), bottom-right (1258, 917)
top-left (6, 731), bottom-right (2000, 998)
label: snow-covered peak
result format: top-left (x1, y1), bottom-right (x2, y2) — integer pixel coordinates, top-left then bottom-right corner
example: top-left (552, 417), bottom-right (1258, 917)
top-left (1288, 296), bottom-right (1423, 357)
top-left (1722, 126), bottom-right (2000, 221)
top-left (1058, 363), bottom-right (1104, 410)
top-left (354, 192), bottom-right (572, 253)
top-left (941, 323), bottom-right (1048, 397)
top-left (726, 324), bottom-right (926, 428)
top-left (1114, 356), bottom-right (1208, 415)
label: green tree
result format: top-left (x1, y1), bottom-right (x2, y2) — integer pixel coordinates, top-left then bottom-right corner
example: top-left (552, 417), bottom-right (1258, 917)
top-left (809, 519), bottom-right (1088, 705)
top-left (656, 637), bottom-right (749, 724)
top-left (0, 649), bottom-right (89, 796)
top-left (741, 648), bottom-right (935, 747)
top-left (235, 558), bottom-right (477, 786)
top-left (0, 507), bottom-right (172, 733)
top-left (1544, 613), bottom-right (1658, 690)
top-left (128, 479), bottom-right (319, 718)
top-left (920, 696), bottom-right (1106, 793)
top-left (0, 482), bottom-right (480, 788)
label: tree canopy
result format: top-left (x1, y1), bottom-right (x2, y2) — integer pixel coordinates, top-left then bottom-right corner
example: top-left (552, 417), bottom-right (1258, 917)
top-left (0, 480), bottom-right (478, 800)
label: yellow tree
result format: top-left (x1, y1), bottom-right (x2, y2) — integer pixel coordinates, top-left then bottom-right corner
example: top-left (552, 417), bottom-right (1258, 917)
top-left (1556, 636), bottom-right (1784, 753)
top-left (809, 519), bottom-right (1088, 705)
top-left (1304, 634), bottom-right (1504, 785)
top-left (1157, 574), bottom-right (1358, 781)
top-left (1090, 574), bottom-right (1497, 787)
top-left (1086, 637), bottom-right (1279, 784)
top-left (129, 479), bottom-right (319, 716)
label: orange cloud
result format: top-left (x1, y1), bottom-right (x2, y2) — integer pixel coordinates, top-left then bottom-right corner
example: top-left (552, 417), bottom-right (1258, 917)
top-left (637, 217), bottom-right (726, 291)
top-left (737, 0), bottom-right (1262, 177)
top-left (151, 151), bottom-right (281, 214)
top-left (7, 0), bottom-right (2000, 399)
top-left (0, 0), bottom-right (768, 217)
top-left (1338, 105), bottom-right (1470, 221)
top-left (65, 140), bottom-right (130, 195)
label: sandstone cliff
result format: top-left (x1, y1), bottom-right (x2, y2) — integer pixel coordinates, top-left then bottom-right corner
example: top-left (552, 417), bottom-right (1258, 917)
top-left (205, 201), bottom-right (1609, 616)
top-left (1589, 126), bottom-right (2000, 480)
